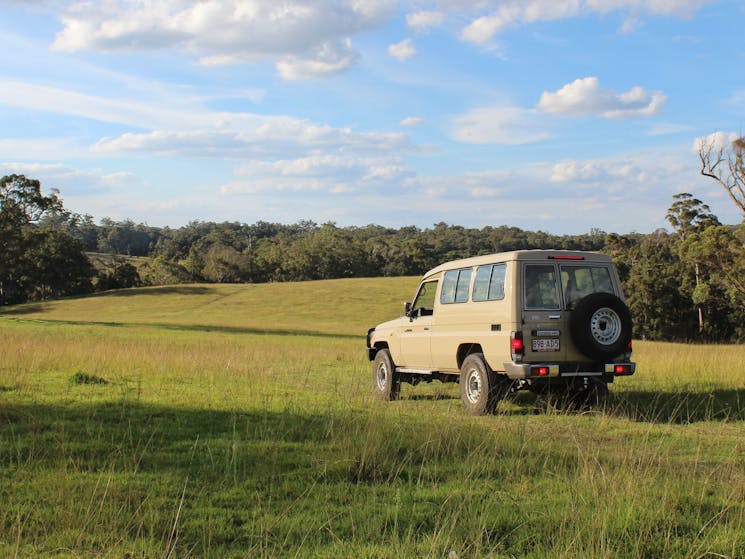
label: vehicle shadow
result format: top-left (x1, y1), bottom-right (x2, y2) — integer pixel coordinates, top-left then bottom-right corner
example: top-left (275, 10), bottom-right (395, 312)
top-left (605, 388), bottom-right (745, 424)
top-left (496, 388), bottom-right (745, 424)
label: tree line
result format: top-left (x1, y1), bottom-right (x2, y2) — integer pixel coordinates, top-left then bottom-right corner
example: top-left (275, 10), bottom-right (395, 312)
top-left (2, 165), bottom-right (744, 342)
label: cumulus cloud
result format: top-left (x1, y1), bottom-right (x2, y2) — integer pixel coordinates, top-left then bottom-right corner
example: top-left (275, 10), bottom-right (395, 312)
top-left (388, 38), bottom-right (416, 61)
top-left (276, 39), bottom-right (358, 79)
top-left (537, 77), bottom-right (666, 118)
top-left (51, 0), bottom-right (395, 79)
top-left (691, 130), bottom-right (739, 153)
top-left (406, 11), bottom-right (445, 32)
top-left (451, 106), bottom-right (550, 144)
top-left (549, 151), bottom-right (693, 198)
top-left (458, 0), bottom-right (712, 44)
top-left (34, 0), bottom-right (716, 79)
top-left (451, 76), bottom-right (666, 145)
top-left (551, 159), bottom-right (648, 184)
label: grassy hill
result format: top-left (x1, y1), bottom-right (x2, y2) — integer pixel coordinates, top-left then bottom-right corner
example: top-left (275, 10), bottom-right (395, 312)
top-left (0, 279), bottom-right (743, 558)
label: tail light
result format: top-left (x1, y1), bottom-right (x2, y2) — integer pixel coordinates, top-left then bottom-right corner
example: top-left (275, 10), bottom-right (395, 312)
top-left (614, 364), bottom-right (633, 375)
top-left (511, 331), bottom-right (524, 362)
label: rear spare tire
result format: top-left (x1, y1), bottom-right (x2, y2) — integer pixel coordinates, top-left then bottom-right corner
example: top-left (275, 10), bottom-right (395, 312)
top-left (570, 293), bottom-right (632, 361)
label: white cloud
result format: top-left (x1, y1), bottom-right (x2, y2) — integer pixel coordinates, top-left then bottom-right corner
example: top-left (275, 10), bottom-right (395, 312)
top-left (451, 106), bottom-right (550, 144)
top-left (93, 124), bottom-right (410, 159)
top-left (406, 11), bottom-right (445, 32)
top-left (458, 0), bottom-right (712, 44)
top-left (551, 159), bottom-right (648, 184)
top-left (224, 154), bottom-right (411, 194)
top-left (0, 80), bottom-right (179, 129)
top-left (0, 161), bottom-right (137, 195)
top-left (50, 0), bottom-right (395, 79)
top-left (400, 116), bottom-right (424, 127)
top-left (537, 77), bottom-right (666, 118)
top-left (275, 39), bottom-right (358, 79)
top-left (691, 131), bottom-right (739, 153)
top-left (388, 38), bottom-right (416, 61)
top-left (460, 1), bottom-right (580, 44)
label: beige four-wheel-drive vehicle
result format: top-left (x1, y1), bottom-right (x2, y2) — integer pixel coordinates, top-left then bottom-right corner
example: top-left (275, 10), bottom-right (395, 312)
top-left (366, 250), bottom-right (635, 414)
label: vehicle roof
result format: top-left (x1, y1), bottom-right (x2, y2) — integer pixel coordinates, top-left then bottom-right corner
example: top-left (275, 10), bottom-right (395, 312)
top-left (422, 250), bottom-right (612, 280)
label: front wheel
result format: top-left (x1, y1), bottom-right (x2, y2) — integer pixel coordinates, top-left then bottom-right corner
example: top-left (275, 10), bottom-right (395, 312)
top-left (373, 349), bottom-right (400, 401)
top-left (459, 353), bottom-right (508, 415)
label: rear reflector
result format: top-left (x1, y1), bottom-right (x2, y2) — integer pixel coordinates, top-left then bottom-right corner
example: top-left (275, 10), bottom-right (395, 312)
top-left (614, 364), bottom-right (631, 375)
top-left (533, 366), bottom-right (550, 377)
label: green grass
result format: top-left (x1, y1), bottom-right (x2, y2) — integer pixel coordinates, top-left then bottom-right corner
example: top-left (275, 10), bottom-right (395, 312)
top-left (0, 279), bottom-right (743, 558)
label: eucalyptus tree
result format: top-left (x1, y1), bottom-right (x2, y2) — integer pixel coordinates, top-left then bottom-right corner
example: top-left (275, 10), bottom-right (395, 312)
top-left (699, 136), bottom-right (745, 216)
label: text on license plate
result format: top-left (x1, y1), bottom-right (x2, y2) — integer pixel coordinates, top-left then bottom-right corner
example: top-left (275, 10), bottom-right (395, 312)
top-left (532, 338), bottom-right (560, 352)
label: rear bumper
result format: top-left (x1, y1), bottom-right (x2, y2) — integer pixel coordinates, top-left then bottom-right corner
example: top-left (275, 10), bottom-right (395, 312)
top-left (502, 361), bottom-right (636, 380)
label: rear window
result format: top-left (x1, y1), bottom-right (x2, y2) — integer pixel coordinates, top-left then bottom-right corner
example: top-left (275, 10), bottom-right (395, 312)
top-left (561, 265), bottom-right (614, 309)
top-left (441, 268), bottom-right (472, 304)
top-left (524, 265), bottom-right (560, 310)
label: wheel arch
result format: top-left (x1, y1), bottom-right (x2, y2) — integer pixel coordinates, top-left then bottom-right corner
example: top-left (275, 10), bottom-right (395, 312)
top-left (368, 341), bottom-right (390, 361)
top-left (457, 343), bottom-right (484, 369)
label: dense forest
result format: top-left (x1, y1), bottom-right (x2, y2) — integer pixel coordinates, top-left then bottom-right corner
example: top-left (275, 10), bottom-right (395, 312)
top-left (2, 172), bottom-right (744, 342)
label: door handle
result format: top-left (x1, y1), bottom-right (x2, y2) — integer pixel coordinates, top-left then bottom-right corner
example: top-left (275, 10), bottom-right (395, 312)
top-left (405, 328), bottom-right (413, 332)
top-left (548, 314), bottom-right (561, 319)
top-left (423, 327), bottom-right (430, 331)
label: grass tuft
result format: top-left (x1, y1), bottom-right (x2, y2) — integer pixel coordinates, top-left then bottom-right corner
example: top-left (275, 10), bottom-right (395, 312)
top-left (70, 370), bottom-right (109, 385)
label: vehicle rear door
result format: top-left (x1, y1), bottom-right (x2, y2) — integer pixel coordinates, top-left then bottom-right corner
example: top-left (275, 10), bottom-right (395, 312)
top-left (521, 263), bottom-right (567, 362)
top-left (558, 263), bottom-right (616, 361)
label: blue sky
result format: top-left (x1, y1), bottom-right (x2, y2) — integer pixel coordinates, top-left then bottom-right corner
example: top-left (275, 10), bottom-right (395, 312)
top-left (1, 0), bottom-right (743, 234)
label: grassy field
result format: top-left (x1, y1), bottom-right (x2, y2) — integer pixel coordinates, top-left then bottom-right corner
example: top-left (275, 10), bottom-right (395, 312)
top-left (0, 278), bottom-right (743, 558)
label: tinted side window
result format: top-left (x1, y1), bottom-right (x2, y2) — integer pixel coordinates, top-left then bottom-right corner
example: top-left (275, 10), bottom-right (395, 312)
top-left (473, 264), bottom-right (506, 302)
top-left (524, 265), bottom-right (560, 309)
top-left (561, 265), bottom-right (614, 309)
top-left (441, 269), bottom-right (472, 304)
top-left (412, 280), bottom-right (438, 316)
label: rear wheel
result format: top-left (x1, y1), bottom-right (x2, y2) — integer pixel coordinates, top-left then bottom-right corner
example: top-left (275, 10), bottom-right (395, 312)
top-left (373, 348), bottom-right (400, 401)
top-left (459, 353), bottom-right (509, 415)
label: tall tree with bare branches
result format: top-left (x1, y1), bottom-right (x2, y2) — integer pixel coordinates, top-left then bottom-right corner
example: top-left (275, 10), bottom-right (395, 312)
top-left (699, 135), bottom-right (745, 216)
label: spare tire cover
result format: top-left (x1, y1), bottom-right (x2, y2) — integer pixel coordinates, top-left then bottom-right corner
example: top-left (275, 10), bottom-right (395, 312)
top-left (570, 292), bottom-right (632, 361)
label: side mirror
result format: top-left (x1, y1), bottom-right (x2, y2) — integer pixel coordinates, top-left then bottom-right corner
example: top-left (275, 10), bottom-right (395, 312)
top-left (404, 301), bottom-right (412, 316)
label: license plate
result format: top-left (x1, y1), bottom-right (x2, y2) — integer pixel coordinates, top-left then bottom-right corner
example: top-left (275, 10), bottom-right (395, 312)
top-left (532, 338), bottom-right (560, 352)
